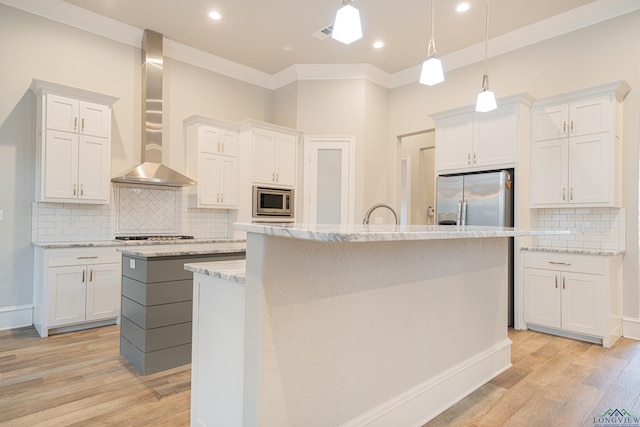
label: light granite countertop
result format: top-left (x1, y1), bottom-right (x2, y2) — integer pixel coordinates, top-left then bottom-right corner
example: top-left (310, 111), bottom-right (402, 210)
top-left (184, 260), bottom-right (246, 284)
top-left (33, 238), bottom-right (245, 249)
top-left (117, 241), bottom-right (246, 258)
top-left (234, 222), bottom-right (569, 243)
top-left (521, 246), bottom-right (625, 256)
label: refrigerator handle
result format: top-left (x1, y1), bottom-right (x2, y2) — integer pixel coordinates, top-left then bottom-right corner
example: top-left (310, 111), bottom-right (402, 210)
top-left (461, 198), bottom-right (468, 226)
top-left (457, 199), bottom-right (463, 225)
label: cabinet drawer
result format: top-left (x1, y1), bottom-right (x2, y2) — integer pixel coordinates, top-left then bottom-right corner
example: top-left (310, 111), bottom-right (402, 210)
top-left (47, 247), bottom-right (121, 267)
top-left (522, 251), bottom-right (605, 275)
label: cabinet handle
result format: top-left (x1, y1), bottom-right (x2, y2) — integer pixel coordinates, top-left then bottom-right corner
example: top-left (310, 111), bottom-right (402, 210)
top-left (76, 256), bottom-right (98, 259)
top-left (570, 187), bottom-right (573, 201)
top-left (81, 118), bottom-right (85, 133)
top-left (82, 269), bottom-right (85, 283)
top-left (549, 261), bottom-right (571, 265)
top-left (221, 142), bottom-right (224, 152)
top-left (276, 172), bottom-right (279, 182)
top-left (562, 188), bottom-right (566, 201)
top-left (570, 120), bottom-right (574, 134)
top-left (467, 153), bottom-right (471, 165)
top-left (562, 276), bottom-right (566, 290)
top-left (555, 275), bottom-right (558, 289)
top-left (73, 183), bottom-right (77, 196)
top-left (80, 183), bottom-right (84, 197)
top-left (89, 268), bottom-right (93, 282)
top-left (74, 117), bottom-right (78, 131)
top-left (473, 152), bottom-right (477, 164)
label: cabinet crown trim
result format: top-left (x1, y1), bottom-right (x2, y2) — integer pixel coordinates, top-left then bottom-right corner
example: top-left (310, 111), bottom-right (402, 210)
top-left (430, 92), bottom-right (535, 121)
top-left (29, 79), bottom-right (119, 106)
top-left (183, 115), bottom-right (238, 131)
top-left (532, 80), bottom-right (631, 108)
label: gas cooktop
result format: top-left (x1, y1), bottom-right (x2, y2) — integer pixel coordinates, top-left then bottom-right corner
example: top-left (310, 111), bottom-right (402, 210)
top-left (115, 235), bottom-right (195, 241)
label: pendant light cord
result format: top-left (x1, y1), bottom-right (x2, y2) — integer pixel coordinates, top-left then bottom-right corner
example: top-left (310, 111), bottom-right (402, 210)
top-left (428, 0), bottom-right (437, 57)
top-left (483, 0), bottom-right (490, 78)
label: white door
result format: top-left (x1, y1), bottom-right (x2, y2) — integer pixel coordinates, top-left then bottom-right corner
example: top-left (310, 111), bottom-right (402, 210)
top-left (85, 262), bottom-right (121, 321)
top-left (304, 136), bottom-right (354, 224)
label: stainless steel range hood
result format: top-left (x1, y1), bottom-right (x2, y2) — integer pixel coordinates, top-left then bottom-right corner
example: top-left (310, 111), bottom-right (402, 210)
top-left (111, 29), bottom-right (195, 187)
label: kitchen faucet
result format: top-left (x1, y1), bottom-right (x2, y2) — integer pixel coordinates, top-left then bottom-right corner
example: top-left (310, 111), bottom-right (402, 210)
top-left (362, 202), bottom-right (399, 225)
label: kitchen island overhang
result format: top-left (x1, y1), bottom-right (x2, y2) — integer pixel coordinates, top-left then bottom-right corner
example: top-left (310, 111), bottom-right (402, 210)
top-left (186, 224), bottom-right (567, 427)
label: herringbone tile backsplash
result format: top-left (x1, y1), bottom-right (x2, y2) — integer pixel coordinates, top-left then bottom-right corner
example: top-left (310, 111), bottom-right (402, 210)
top-left (117, 185), bottom-right (178, 234)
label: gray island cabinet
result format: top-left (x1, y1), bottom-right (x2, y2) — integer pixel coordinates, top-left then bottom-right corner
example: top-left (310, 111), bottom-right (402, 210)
top-left (118, 242), bottom-right (245, 375)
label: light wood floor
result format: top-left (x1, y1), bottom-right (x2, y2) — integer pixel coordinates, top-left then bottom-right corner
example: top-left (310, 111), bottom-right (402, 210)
top-left (1, 325), bottom-right (639, 426)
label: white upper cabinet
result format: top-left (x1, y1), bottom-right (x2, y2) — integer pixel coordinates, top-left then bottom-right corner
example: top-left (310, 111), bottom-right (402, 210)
top-left (530, 81), bottom-right (630, 208)
top-left (199, 125), bottom-right (238, 157)
top-left (532, 96), bottom-right (611, 142)
top-left (247, 126), bottom-right (298, 188)
top-left (30, 80), bottom-right (118, 205)
top-left (433, 94), bottom-right (533, 174)
top-left (185, 116), bottom-right (239, 209)
top-left (46, 94), bottom-right (111, 138)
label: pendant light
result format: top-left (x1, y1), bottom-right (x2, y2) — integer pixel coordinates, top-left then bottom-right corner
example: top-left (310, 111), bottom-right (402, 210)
top-left (419, 0), bottom-right (444, 86)
top-left (475, 0), bottom-right (497, 112)
top-left (332, 0), bottom-right (363, 45)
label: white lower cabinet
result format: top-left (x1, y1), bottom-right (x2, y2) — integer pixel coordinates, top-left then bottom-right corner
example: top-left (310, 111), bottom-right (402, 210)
top-left (34, 247), bottom-right (122, 337)
top-left (522, 250), bottom-right (622, 347)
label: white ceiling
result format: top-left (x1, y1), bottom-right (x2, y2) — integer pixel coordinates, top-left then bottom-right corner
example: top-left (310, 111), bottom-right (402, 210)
top-left (58, 0), bottom-right (599, 75)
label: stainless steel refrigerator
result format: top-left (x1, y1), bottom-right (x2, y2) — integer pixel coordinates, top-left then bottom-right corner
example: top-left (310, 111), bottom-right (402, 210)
top-left (435, 169), bottom-right (514, 325)
top-left (435, 170), bottom-right (512, 227)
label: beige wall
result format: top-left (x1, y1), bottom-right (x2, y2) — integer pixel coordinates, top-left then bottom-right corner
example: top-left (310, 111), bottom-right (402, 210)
top-left (1, 3), bottom-right (639, 324)
top-left (388, 11), bottom-right (640, 319)
top-left (0, 4), bottom-right (270, 310)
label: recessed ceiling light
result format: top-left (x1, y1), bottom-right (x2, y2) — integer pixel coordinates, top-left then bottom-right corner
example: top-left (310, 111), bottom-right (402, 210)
top-left (373, 41), bottom-right (384, 49)
top-left (282, 44), bottom-right (295, 52)
top-left (208, 11), bottom-right (221, 20)
top-left (456, 2), bottom-right (470, 13)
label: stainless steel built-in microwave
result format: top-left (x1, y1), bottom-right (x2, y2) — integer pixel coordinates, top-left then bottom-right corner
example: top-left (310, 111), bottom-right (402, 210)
top-left (252, 186), bottom-right (294, 218)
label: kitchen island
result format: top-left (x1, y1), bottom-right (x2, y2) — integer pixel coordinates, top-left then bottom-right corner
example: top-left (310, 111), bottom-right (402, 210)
top-left (185, 224), bottom-right (566, 426)
top-left (118, 241), bottom-right (245, 375)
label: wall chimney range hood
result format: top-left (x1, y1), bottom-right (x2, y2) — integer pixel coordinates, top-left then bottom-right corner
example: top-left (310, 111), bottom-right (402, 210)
top-left (111, 29), bottom-right (196, 187)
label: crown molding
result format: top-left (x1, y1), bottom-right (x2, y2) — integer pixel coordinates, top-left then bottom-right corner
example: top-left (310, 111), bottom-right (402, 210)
top-left (2, 0), bottom-right (639, 91)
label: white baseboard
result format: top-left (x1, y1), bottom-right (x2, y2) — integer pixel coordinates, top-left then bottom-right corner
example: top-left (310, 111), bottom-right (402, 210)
top-left (0, 305), bottom-right (33, 330)
top-left (341, 338), bottom-right (512, 427)
top-left (623, 317), bottom-right (640, 341)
